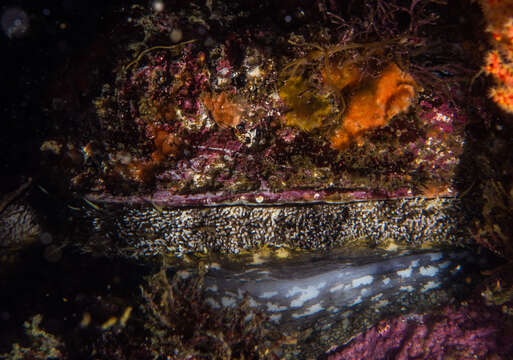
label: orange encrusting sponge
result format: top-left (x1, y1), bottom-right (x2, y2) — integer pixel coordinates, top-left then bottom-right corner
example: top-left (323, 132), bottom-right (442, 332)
top-left (321, 61), bottom-right (361, 92)
top-left (330, 63), bottom-right (417, 150)
top-left (203, 92), bottom-right (244, 128)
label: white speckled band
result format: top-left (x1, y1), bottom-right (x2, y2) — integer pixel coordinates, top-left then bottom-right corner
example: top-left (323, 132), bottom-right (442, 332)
top-left (201, 248), bottom-right (491, 327)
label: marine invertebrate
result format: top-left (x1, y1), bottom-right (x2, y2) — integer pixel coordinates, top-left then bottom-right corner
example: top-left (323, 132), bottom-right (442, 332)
top-left (62, 3), bottom-right (465, 200)
top-left (190, 247), bottom-right (495, 356)
top-left (202, 250), bottom-right (477, 325)
top-left (278, 41), bottom-right (416, 149)
top-left (278, 76), bottom-right (335, 132)
top-left (202, 92), bottom-right (244, 128)
top-left (278, 41), bottom-right (380, 133)
top-left (151, 129), bottom-right (181, 162)
top-left (484, 50), bottom-right (513, 112)
top-left (479, 0), bottom-right (513, 113)
top-left (330, 64), bottom-right (417, 149)
top-left (320, 60), bottom-right (361, 92)
top-left (83, 198), bottom-right (470, 258)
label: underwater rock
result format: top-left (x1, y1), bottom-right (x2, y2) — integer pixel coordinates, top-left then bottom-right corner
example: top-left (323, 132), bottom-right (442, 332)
top-left (42, 0), bottom-right (471, 208)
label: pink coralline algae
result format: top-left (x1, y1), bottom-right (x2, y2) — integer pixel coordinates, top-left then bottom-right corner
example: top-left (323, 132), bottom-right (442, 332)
top-left (418, 99), bottom-right (467, 135)
top-left (328, 303), bottom-right (513, 360)
top-left (62, 0), bottom-right (479, 206)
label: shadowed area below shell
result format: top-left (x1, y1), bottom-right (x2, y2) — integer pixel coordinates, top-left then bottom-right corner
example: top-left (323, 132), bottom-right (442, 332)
top-left (166, 247), bottom-right (500, 358)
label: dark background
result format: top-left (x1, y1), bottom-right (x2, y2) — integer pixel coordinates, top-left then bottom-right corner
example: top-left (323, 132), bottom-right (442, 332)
top-left (1, 0), bottom-right (126, 189)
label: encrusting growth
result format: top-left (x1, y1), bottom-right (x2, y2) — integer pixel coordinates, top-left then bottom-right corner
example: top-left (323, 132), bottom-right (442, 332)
top-left (480, 0), bottom-right (513, 113)
top-left (320, 60), bottom-right (361, 92)
top-left (203, 92), bottom-right (244, 128)
top-left (330, 63), bottom-right (417, 150)
top-left (278, 76), bottom-right (334, 132)
top-left (278, 41), bottom-right (417, 149)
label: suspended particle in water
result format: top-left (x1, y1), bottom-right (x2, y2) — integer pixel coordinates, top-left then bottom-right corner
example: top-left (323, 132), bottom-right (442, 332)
top-left (152, 0), bottom-right (165, 12)
top-left (1, 7), bottom-right (30, 39)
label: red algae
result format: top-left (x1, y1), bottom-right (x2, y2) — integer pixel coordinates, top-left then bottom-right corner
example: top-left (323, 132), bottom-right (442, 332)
top-left (34, 0), bottom-right (477, 209)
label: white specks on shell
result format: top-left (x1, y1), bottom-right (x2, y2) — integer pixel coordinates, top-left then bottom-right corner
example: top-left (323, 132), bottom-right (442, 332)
top-left (350, 296), bottom-right (363, 306)
top-left (329, 283), bottom-right (346, 293)
top-left (399, 285), bottom-right (414, 292)
top-left (371, 293), bottom-right (383, 302)
top-left (237, 288), bottom-right (244, 299)
top-left (352, 275), bottom-right (374, 288)
top-left (376, 299), bottom-right (390, 308)
top-left (341, 310), bottom-right (352, 318)
top-left (207, 262), bottom-right (221, 270)
top-left (429, 253), bottom-right (443, 261)
top-left (397, 267), bottom-right (413, 279)
top-left (266, 302), bottom-right (288, 312)
top-left (269, 314), bottom-right (282, 323)
top-left (287, 282), bottom-right (326, 308)
top-left (247, 297), bottom-right (258, 307)
top-left (421, 280), bottom-right (441, 292)
top-left (419, 265), bottom-right (439, 277)
top-left (176, 270), bottom-right (191, 280)
top-left (292, 303), bottom-right (324, 318)
top-left (221, 296), bottom-right (236, 307)
top-left (259, 291), bottom-right (278, 299)
top-left (96, 197), bottom-right (470, 258)
top-left (327, 306), bottom-right (339, 313)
